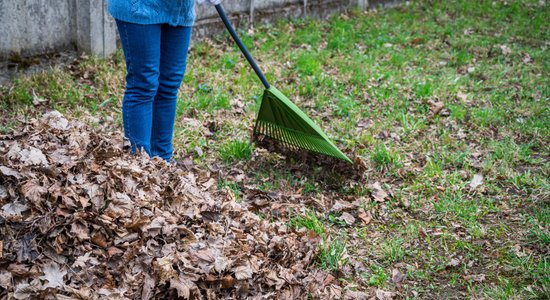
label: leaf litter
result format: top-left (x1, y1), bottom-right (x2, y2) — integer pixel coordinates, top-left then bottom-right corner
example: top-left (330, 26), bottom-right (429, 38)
top-left (0, 111), bottom-right (357, 299)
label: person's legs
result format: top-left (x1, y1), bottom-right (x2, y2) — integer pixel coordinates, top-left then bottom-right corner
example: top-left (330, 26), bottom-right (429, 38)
top-left (116, 19), bottom-right (161, 157)
top-left (150, 25), bottom-right (192, 161)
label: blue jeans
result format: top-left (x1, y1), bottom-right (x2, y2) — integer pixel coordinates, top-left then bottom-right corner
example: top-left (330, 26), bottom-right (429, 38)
top-left (116, 19), bottom-right (192, 162)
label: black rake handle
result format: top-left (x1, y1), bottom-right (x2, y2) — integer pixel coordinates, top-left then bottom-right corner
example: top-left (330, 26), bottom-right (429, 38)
top-left (215, 4), bottom-right (270, 89)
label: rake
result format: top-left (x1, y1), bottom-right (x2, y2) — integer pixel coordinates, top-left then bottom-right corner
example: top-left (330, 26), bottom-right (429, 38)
top-left (215, 4), bottom-right (352, 164)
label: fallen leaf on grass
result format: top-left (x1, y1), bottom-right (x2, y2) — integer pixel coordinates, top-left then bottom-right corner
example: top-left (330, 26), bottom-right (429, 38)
top-left (457, 92), bottom-right (468, 102)
top-left (338, 212), bottom-right (356, 226)
top-left (464, 274), bottom-right (486, 283)
top-left (499, 44), bottom-right (511, 56)
top-left (447, 258), bottom-right (461, 267)
top-left (391, 268), bottom-right (405, 283)
top-left (409, 37), bottom-right (424, 45)
top-left (331, 200), bottom-right (354, 212)
top-left (429, 100), bottom-right (444, 115)
top-left (469, 174), bottom-right (484, 190)
top-left (376, 289), bottom-right (396, 300)
top-left (358, 209), bottom-right (372, 225)
top-left (372, 182), bottom-right (388, 202)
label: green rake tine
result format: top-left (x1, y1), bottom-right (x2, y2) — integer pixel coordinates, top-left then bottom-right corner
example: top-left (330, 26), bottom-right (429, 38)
top-left (279, 127), bottom-right (291, 149)
top-left (286, 129), bottom-right (300, 150)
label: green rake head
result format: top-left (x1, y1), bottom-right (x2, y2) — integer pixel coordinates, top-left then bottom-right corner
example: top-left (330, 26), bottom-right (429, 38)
top-left (215, 4), bottom-right (351, 164)
top-left (254, 86), bottom-right (352, 163)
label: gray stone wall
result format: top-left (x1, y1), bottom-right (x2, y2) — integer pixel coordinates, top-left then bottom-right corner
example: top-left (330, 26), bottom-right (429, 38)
top-left (0, 0), bottom-right (399, 60)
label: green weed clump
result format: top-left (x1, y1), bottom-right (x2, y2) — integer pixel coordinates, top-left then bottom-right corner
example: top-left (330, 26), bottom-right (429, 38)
top-left (218, 139), bottom-right (253, 163)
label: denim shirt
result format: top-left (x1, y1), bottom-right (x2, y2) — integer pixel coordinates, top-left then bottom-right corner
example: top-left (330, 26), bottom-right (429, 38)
top-left (108, 0), bottom-right (196, 27)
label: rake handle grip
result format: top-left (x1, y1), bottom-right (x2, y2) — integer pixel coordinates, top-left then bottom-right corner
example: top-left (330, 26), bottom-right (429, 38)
top-left (215, 4), bottom-right (270, 89)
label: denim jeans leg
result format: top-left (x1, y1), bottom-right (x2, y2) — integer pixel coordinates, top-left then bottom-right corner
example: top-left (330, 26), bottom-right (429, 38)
top-left (116, 19), bottom-right (162, 157)
top-left (150, 25), bottom-right (192, 161)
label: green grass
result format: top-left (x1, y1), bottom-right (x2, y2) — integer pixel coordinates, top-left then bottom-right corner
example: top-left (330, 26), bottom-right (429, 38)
top-left (318, 236), bottom-right (347, 271)
top-left (218, 139), bottom-right (254, 163)
top-left (371, 144), bottom-right (402, 171)
top-left (381, 237), bottom-right (406, 263)
top-left (289, 210), bottom-right (326, 236)
top-left (363, 265), bottom-right (389, 287)
top-left (1, 0), bottom-right (549, 298)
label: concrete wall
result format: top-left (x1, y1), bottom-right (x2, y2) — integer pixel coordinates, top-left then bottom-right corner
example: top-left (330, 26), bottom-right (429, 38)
top-left (0, 0), bottom-right (75, 58)
top-left (0, 0), bottom-right (400, 60)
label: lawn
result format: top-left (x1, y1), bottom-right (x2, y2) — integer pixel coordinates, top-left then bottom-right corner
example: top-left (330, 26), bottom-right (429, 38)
top-left (1, 0), bottom-right (549, 298)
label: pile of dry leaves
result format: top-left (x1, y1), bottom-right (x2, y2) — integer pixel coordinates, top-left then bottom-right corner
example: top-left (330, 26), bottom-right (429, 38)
top-left (0, 111), bottom-right (356, 299)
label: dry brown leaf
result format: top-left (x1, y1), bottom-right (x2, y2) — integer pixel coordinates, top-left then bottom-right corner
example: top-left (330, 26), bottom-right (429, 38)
top-left (39, 262), bottom-right (66, 288)
top-left (0, 185), bottom-right (8, 200)
top-left (141, 273), bottom-right (156, 300)
top-left (91, 231), bottom-right (108, 248)
top-left (0, 111), bottom-right (333, 299)
top-left (220, 275), bottom-right (236, 289)
top-left (457, 91), bottom-right (468, 102)
top-left (447, 258), bottom-right (461, 267)
top-left (391, 268), bottom-right (405, 283)
top-left (234, 264), bottom-right (253, 280)
top-left (338, 212), bottom-right (356, 226)
top-left (0, 166), bottom-right (22, 179)
top-left (323, 274), bottom-right (335, 286)
top-left (0, 271), bottom-right (12, 289)
top-left (19, 147), bottom-right (49, 166)
top-left (42, 110), bottom-right (70, 131)
top-left (105, 192), bottom-right (133, 218)
top-left (70, 222), bottom-right (90, 240)
top-left (469, 174), bottom-right (484, 190)
top-left (430, 100), bottom-right (444, 115)
top-left (20, 181), bottom-right (47, 204)
top-left (499, 44), bottom-right (511, 56)
top-left (372, 182), bottom-right (388, 202)
top-left (2, 202), bottom-right (29, 218)
top-left (265, 270), bottom-right (285, 289)
top-left (107, 247), bottom-right (124, 258)
top-left (170, 276), bottom-right (196, 299)
top-left (376, 289), bottom-right (396, 300)
top-left (358, 209), bottom-right (372, 225)
top-left (464, 274), bottom-right (486, 283)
